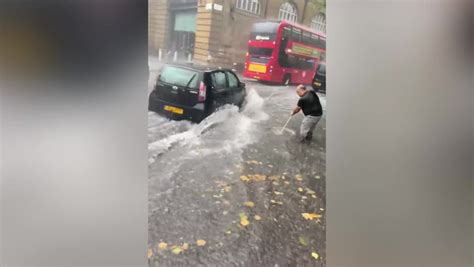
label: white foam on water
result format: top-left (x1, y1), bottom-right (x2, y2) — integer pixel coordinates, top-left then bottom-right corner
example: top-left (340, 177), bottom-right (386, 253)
top-left (147, 88), bottom-right (268, 164)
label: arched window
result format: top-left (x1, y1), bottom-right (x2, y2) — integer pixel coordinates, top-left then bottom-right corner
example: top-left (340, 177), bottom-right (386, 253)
top-left (278, 2), bottom-right (298, 23)
top-left (236, 0), bottom-right (261, 15)
top-left (311, 13), bottom-right (326, 33)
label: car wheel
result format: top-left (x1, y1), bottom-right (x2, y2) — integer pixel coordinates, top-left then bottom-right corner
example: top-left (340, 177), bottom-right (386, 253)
top-left (283, 74), bottom-right (291, 86)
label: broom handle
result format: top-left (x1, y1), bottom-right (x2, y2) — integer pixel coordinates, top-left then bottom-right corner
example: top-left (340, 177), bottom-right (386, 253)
top-left (280, 115), bottom-right (293, 133)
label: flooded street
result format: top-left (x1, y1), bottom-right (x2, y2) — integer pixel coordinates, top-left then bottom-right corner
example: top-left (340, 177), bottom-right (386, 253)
top-left (148, 66), bottom-right (326, 266)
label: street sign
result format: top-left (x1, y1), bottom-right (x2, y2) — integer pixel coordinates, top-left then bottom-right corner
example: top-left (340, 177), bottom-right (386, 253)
top-left (213, 3), bottom-right (223, 11)
top-left (205, 3), bottom-right (223, 12)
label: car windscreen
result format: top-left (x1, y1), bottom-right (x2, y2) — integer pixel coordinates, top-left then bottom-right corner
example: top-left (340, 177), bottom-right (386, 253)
top-left (158, 66), bottom-right (200, 89)
top-left (249, 22), bottom-right (279, 41)
top-left (317, 64), bottom-right (326, 75)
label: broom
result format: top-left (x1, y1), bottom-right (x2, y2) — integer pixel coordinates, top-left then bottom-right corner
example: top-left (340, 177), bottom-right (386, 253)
top-left (279, 115), bottom-right (293, 134)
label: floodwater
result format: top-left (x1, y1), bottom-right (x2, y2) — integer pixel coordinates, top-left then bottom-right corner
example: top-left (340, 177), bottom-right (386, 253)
top-left (148, 77), bottom-right (326, 266)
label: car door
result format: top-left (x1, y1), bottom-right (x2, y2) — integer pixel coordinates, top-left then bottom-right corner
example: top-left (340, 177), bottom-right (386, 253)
top-left (210, 71), bottom-right (232, 109)
top-left (226, 70), bottom-right (245, 106)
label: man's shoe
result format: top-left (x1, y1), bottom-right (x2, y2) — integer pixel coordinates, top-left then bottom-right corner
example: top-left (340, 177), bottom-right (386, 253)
top-left (305, 131), bottom-right (313, 141)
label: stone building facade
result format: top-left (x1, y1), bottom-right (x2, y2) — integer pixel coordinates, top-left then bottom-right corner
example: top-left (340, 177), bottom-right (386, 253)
top-left (149, 0), bottom-right (326, 68)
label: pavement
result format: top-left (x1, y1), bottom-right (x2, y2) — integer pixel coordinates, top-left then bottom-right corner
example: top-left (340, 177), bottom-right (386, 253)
top-left (147, 59), bottom-right (326, 266)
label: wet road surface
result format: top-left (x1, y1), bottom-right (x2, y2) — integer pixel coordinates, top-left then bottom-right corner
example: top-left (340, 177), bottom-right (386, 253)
top-left (148, 65), bottom-right (326, 266)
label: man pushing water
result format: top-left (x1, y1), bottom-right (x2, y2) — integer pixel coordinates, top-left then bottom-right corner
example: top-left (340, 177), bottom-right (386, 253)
top-left (290, 85), bottom-right (323, 142)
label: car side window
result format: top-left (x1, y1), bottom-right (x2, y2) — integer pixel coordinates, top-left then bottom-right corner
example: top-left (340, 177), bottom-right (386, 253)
top-left (211, 72), bottom-right (227, 89)
top-left (227, 72), bottom-right (239, 88)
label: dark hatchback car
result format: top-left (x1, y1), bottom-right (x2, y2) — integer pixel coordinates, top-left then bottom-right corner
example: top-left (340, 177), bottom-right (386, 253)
top-left (149, 64), bottom-right (247, 122)
top-left (312, 62), bottom-right (326, 92)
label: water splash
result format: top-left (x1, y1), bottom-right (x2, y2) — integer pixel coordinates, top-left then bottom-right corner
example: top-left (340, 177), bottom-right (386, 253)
top-left (147, 88), bottom-right (268, 164)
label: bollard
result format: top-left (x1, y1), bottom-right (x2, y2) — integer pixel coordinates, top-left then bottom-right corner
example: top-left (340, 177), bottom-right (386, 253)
top-left (158, 49), bottom-right (162, 61)
top-left (173, 51), bottom-right (178, 62)
top-left (188, 53), bottom-right (192, 62)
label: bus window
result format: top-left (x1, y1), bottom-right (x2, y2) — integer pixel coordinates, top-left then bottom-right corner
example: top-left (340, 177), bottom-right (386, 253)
top-left (249, 47), bottom-right (273, 64)
top-left (302, 31), bottom-right (312, 46)
top-left (249, 47), bottom-right (273, 56)
top-left (282, 27), bottom-right (291, 39)
top-left (317, 37), bottom-right (326, 50)
top-left (291, 27), bottom-right (301, 42)
top-left (250, 21), bottom-right (279, 40)
top-left (311, 34), bottom-right (319, 47)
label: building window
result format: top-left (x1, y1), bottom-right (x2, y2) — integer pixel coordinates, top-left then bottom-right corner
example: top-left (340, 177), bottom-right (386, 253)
top-left (278, 2), bottom-right (298, 23)
top-left (311, 13), bottom-right (326, 33)
top-left (236, 0), bottom-right (261, 15)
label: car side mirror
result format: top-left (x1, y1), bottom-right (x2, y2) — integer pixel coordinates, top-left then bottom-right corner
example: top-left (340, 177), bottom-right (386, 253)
top-left (240, 82), bottom-right (246, 87)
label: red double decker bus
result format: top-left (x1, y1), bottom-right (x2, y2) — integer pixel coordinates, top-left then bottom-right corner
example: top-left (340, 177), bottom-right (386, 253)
top-left (243, 20), bottom-right (326, 85)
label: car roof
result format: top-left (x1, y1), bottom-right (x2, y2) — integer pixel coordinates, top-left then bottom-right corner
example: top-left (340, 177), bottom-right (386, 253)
top-left (164, 63), bottom-right (234, 73)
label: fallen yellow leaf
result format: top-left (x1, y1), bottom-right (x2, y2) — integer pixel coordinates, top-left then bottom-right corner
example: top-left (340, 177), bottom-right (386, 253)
top-left (295, 174), bottom-right (303, 181)
top-left (299, 236), bottom-right (308, 246)
top-left (297, 187), bottom-right (304, 192)
top-left (147, 248), bottom-right (153, 259)
top-left (268, 175), bottom-right (279, 181)
top-left (243, 201), bottom-right (255, 207)
top-left (311, 251), bottom-right (319, 259)
top-left (302, 213), bottom-right (322, 220)
top-left (240, 218), bottom-right (250, 226)
top-left (240, 175), bottom-right (250, 182)
top-left (171, 246), bottom-right (182, 255)
top-left (158, 242), bottom-right (168, 250)
top-left (251, 174), bottom-right (267, 182)
top-left (270, 199), bottom-right (283, 205)
top-left (215, 181), bottom-right (227, 187)
top-left (239, 213), bottom-right (250, 226)
top-left (181, 243), bottom-right (189, 250)
top-left (196, 239), bottom-right (206, 246)
top-left (225, 230), bottom-right (232, 235)
top-left (254, 215), bottom-right (262, 221)
top-left (306, 188), bottom-right (316, 195)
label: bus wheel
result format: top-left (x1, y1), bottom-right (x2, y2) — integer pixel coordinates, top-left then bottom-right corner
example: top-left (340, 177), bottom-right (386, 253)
top-left (283, 74), bottom-right (291, 86)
